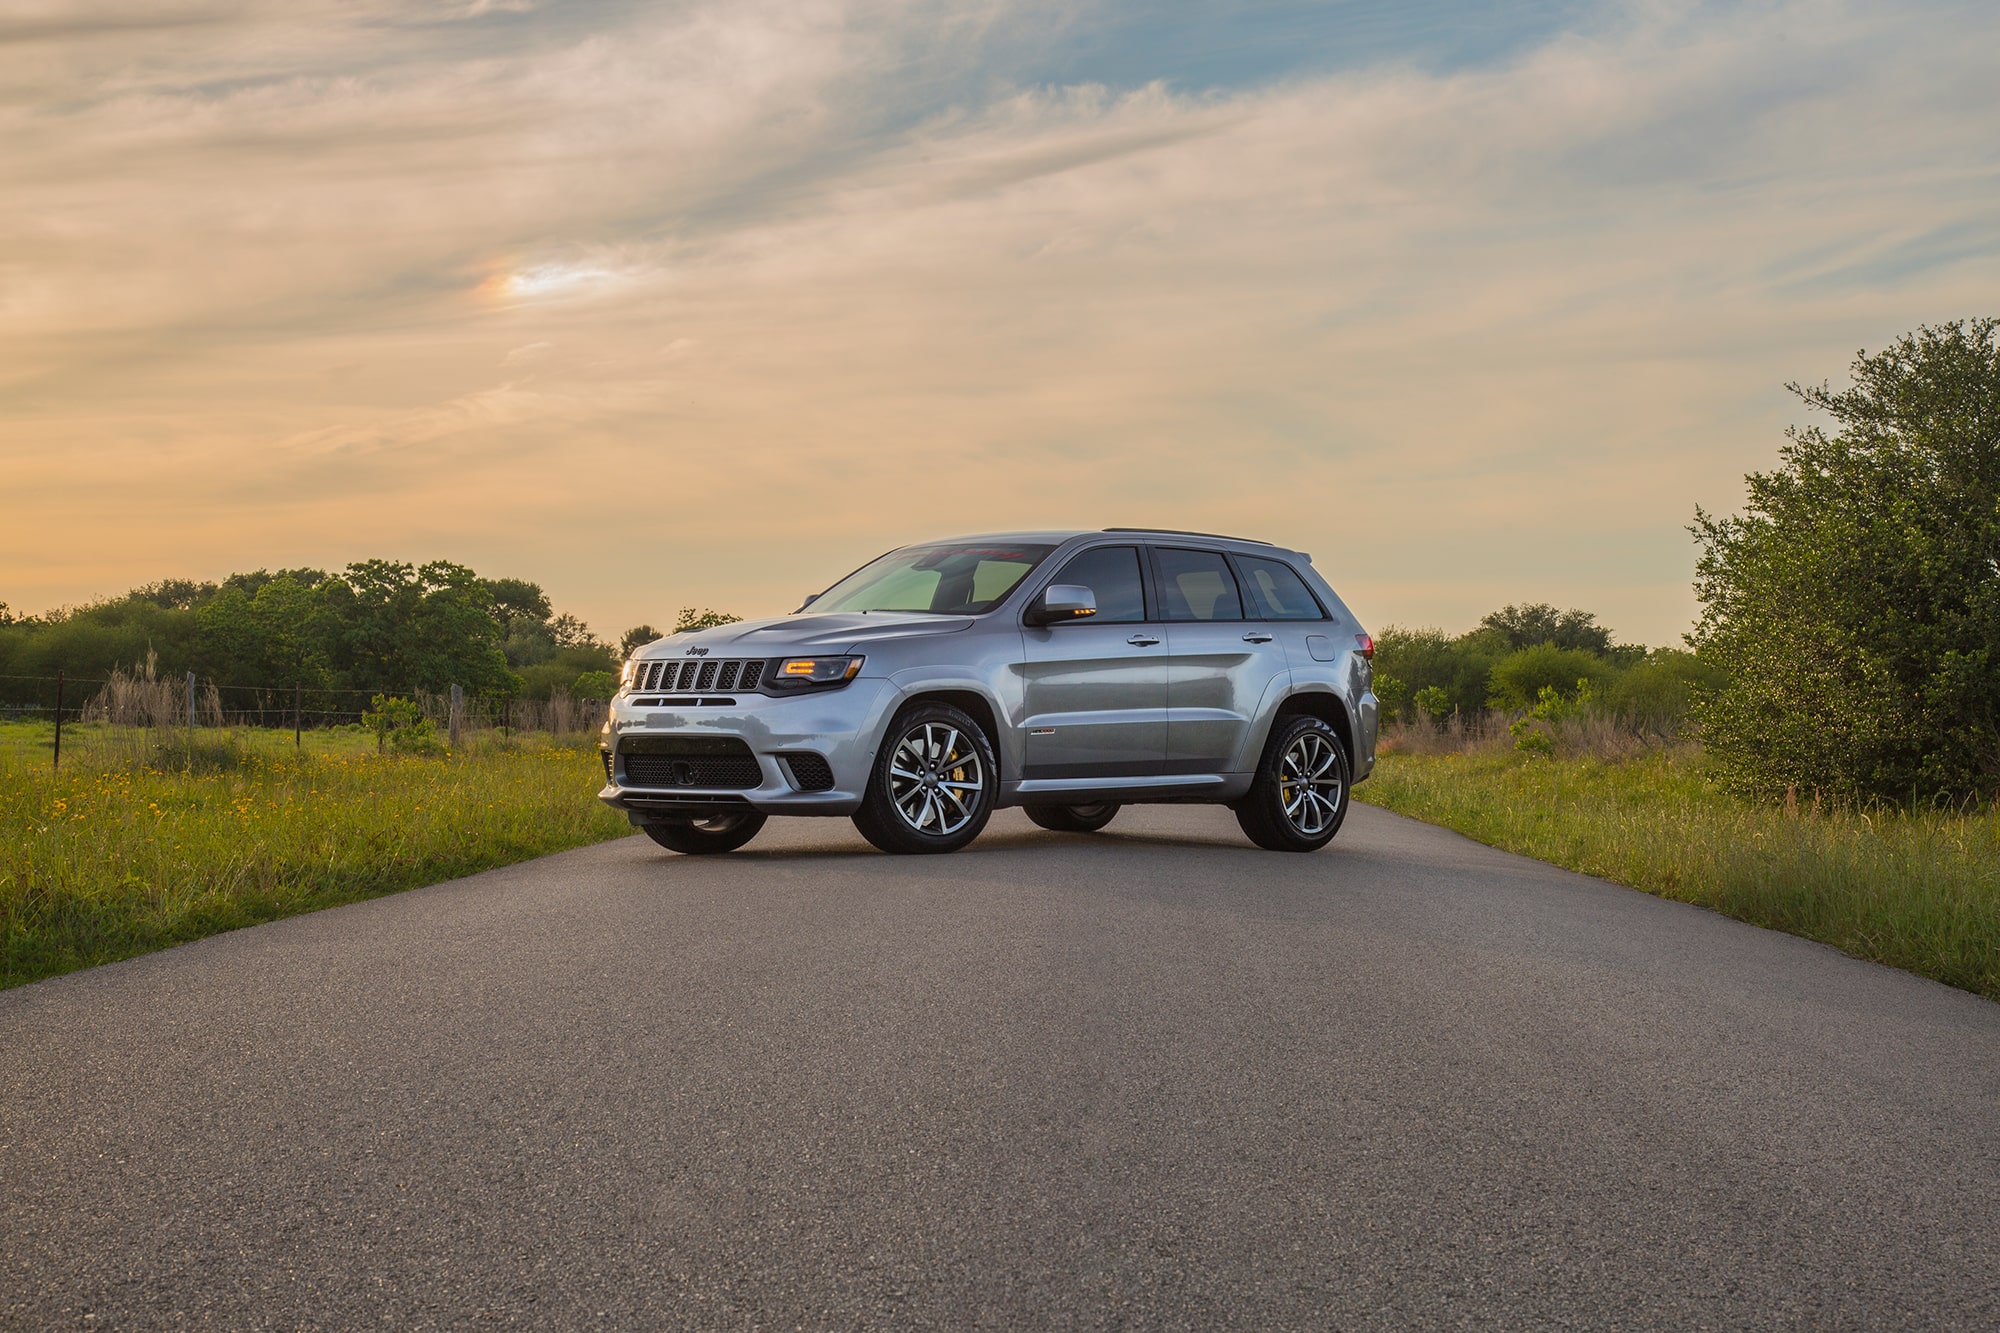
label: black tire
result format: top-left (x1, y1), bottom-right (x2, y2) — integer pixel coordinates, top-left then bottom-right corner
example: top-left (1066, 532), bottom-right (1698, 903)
top-left (1233, 715), bottom-right (1350, 852)
top-left (852, 702), bottom-right (998, 855)
top-left (1024, 802), bottom-right (1121, 833)
top-left (640, 810), bottom-right (767, 855)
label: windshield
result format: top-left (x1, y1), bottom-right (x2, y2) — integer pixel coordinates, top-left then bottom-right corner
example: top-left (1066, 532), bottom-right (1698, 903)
top-left (810, 542), bottom-right (1057, 615)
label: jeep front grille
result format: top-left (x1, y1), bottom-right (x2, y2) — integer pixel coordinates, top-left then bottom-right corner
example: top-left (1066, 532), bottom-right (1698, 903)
top-left (635, 658), bottom-right (765, 693)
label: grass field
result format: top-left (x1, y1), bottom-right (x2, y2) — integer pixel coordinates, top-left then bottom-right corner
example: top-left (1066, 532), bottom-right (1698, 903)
top-left (1356, 747), bottom-right (2000, 1001)
top-left (2, 721), bottom-right (629, 989)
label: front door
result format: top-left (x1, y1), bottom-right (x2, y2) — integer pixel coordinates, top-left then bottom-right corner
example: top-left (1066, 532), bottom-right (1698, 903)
top-left (1017, 544), bottom-right (1168, 780)
top-left (1151, 546), bottom-right (1289, 773)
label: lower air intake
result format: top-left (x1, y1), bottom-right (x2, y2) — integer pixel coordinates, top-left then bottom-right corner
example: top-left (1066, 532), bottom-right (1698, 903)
top-left (782, 753), bottom-right (836, 791)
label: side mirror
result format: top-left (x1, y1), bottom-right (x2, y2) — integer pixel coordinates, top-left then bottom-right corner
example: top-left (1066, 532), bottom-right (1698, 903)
top-left (1026, 584), bottom-right (1098, 627)
top-left (798, 592), bottom-right (820, 611)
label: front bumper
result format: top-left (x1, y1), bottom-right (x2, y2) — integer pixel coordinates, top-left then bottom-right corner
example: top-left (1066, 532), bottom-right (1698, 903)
top-left (597, 678), bottom-right (897, 819)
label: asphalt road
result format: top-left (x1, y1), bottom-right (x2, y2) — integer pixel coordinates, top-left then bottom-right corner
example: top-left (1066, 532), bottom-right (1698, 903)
top-left (5, 803), bottom-right (2000, 1330)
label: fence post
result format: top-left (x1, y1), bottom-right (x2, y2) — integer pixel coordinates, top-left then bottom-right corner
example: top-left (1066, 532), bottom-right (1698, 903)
top-left (449, 684), bottom-right (463, 749)
top-left (294, 682), bottom-right (302, 752)
top-left (186, 671), bottom-right (196, 770)
top-left (52, 669), bottom-right (64, 773)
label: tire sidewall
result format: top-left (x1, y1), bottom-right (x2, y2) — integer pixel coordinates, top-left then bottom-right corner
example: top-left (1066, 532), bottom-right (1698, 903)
top-left (1244, 715), bottom-right (1350, 851)
top-left (856, 702), bottom-right (998, 854)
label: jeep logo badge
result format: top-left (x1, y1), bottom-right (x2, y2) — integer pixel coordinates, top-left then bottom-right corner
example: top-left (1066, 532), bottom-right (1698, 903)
top-left (685, 646), bottom-right (709, 657)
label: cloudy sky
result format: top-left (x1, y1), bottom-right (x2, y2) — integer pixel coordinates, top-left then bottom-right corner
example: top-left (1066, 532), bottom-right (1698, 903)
top-left (4, 0), bottom-right (1997, 646)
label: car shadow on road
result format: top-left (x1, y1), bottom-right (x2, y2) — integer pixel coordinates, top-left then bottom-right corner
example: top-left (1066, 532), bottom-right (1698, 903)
top-left (695, 827), bottom-right (1284, 863)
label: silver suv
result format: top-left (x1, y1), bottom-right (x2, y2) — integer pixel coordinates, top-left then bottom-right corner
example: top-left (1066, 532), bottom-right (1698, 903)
top-left (599, 529), bottom-right (1377, 855)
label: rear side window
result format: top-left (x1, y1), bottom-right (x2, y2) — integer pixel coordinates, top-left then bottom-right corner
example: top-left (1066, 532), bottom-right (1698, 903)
top-left (1235, 555), bottom-right (1327, 621)
top-left (1154, 548), bottom-right (1243, 621)
top-left (1050, 546), bottom-right (1147, 623)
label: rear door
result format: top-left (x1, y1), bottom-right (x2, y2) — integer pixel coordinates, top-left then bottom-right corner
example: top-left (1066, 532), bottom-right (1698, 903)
top-left (1151, 546), bottom-right (1289, 774)
top-left (1231, 550), bottom-right (1334, 664)
top-left (1017, 544), bottom-right (1168, 780)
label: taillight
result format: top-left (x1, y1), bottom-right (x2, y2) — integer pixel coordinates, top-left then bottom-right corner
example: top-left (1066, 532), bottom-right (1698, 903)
top-left (1355, 633), bottom-right (1375, 660)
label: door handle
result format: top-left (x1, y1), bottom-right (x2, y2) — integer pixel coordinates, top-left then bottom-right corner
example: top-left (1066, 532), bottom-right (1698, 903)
top-left (1127, 634), bottom-right (1161, 647)
top-left (1242, 631), bottom-right (1274, 643)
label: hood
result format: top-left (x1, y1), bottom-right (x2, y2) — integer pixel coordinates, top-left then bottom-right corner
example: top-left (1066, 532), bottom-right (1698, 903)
top-left (638, 612), bottom-right (976, 659)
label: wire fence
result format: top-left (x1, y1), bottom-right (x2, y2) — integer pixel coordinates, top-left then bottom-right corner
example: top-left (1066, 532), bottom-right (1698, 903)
top-left (0, 670), bottom-right (610, 772)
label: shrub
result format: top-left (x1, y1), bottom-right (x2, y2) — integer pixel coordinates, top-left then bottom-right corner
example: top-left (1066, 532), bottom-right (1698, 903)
top-left (1371, 672), bottom-right (1406, 723)
top-left (573, 670), bottom-right (617, 700)
top-left (1604, 648), bottom-right (1725, 739)
top-left (1412, 685), bottom-right (1453, 719)
top-left (1373, 626), bottom-right (1504, 716)
top-left (361, 695), bottom-right (445, 755)
top-left (1486, 645), bottom-right (1613, 710)
top-left (1693, 319), bottom-right (2000, 801)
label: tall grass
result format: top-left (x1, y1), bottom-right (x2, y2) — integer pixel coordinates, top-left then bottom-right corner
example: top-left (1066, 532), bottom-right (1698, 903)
top-left (2, 722), bottom-right (628, 989)
top-left (1359, 741), bottom-right (2000, 1001)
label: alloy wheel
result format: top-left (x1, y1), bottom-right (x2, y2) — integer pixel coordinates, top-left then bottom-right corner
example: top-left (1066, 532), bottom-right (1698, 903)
top-left (888, 721), bottom-right (987, 836)
top-left (1279, 730), bottom-right (1345, 835)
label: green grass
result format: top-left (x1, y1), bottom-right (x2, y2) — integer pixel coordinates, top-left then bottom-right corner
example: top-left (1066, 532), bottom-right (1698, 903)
top-left (2, 722), bottom-right (628, 989)
top-left (1356, 748), bottom-right (2000, 1001)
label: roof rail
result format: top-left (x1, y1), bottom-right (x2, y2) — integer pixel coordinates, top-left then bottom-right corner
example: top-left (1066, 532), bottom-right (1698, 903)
top-left (1101, 527), bottom-right (1276, 546)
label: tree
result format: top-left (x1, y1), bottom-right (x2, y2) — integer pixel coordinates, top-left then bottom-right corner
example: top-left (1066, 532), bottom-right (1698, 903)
top-left (548, 612), bottom-right (601, 651)
top-left (194, 575), bottom-right (336, 688)
top-left (620, 625), bottom-right (662, 657)
top-left (487, 578), bottom-right (553, 627)
top-left (1473, 603), bottom-right (1615, 656)
top-left (1371, 625), bottom-right (1505, 716)
top-left (674, 607), bottom-right (742, 633)
top-left (323, 560), bottom-right (516, 694)
top-left (1692, 319), bottom-right (2000, 801)
top-left (130, 578), bottom-right (218, 611)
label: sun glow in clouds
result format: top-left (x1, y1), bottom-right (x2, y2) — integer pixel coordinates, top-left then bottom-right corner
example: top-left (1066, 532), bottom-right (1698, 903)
top-left (479, 262), bottom-right (624, 303)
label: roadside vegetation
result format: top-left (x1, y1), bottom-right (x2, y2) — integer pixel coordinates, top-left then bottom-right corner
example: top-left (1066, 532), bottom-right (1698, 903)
top-left (1362, 321), bottom-right (2000, 999)
top-left (1357, 727), bottom-right (2000, 1001)
top-left (1, 721), bottom-right (628, 990)
top-left (0, 559), bottom-right (741, 708)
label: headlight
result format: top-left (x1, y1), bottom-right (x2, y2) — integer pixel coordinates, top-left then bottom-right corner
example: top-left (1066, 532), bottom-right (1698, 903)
top-left (619, 658), bottom-right (639, 689)
top-left (771, 655), bottom-right (864, 688)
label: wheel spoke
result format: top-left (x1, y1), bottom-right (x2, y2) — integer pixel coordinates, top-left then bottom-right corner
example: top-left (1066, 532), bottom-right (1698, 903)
top-left (887, 721), bottom-right (988, 835)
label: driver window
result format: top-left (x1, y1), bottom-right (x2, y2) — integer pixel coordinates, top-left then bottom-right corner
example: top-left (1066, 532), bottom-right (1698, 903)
top-left (1048, 546), bottom-right (1146, 623)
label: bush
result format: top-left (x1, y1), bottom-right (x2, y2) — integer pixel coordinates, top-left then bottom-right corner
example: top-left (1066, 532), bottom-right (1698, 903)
top-left (572, 671), bottom-right (617, 700)
top-left (1486, 645), bottom-right (1613, 710)
top-left (1693, 319), bottom-right (2000, 801)
top-left (1412, 685), bottom-right (1453, 719)
top-left (1373, 626), bottom-right (1503, 717)
top-left (1604, 648), bottom-right (1725, 739)
top-left (361, 695), bottom-right (445, 756)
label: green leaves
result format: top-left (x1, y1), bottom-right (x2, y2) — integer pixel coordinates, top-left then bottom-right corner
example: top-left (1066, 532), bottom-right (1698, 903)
top-left (1693, 319), bottom-right (2000, 802)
